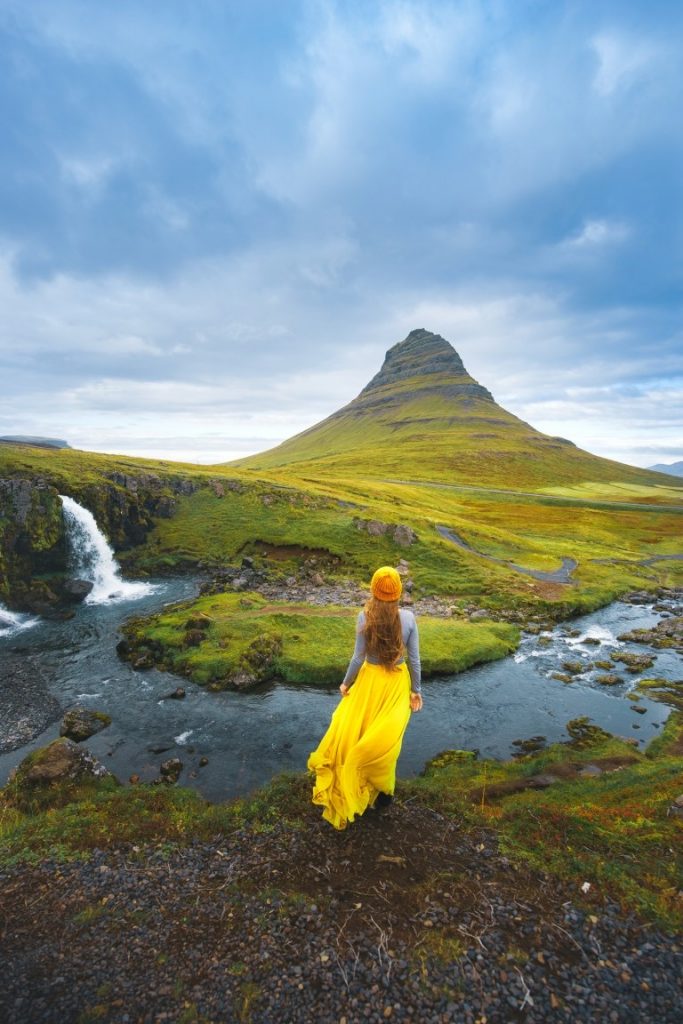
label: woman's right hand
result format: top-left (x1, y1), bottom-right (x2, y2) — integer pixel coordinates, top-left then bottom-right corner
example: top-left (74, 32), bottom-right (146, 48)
top-left (339, 683), bottom-right (350, 697)
top-left (410, 691), bottom-right (423, 712)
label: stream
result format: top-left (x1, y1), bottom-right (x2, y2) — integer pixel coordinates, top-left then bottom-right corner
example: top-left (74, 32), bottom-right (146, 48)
top-left (1, 581), bottom-right (679, 803)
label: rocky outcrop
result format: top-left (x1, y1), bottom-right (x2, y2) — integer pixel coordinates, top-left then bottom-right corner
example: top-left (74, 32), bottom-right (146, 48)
top-left (0, 478), bottom-right (67, 606)
top-left (4, 738), bottom-right (118, 811)
top-left (60, 707), bottom-right (112, 742)
top-left (353, 518), bottom-right (418, 547)
top-left (360, 329), bottom-right (494, 401)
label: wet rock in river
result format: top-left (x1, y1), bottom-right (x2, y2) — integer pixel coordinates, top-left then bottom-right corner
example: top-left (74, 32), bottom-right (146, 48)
top-left (596, 673), bottom-right (623, 686)
top-left (612, 651), bottom-right (656, 673)
top-left (562, 660), bottom-right (588, 675)
top-left (60, 707), bottom-right (112, 742)
top-left (551, 671), bottom-right (574, 684)
top-left (62, 578), bottom-right (94, 603)
top-left (159, 758), bottom-right (183, 784)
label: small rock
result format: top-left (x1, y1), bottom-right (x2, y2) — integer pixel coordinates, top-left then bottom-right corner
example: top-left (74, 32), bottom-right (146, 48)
top-left (159, 758), bottom-right (183, 784)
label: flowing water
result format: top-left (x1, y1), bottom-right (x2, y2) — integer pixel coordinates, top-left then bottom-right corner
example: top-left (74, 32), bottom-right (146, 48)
top-left (0, 496), bottom-right (679, 801)
top-left (0, 605), bottom-right (38, 638)
top-left (60, 495), bottom-right (156, 604)
top-left (0, 584), bottom-right (679, 802)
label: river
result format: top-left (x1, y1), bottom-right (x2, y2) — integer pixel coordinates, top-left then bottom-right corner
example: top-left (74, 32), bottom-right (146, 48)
top-left (1, 579), bottom-right (679, 803)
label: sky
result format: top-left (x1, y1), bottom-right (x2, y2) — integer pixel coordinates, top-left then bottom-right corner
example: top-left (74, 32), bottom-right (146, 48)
top-left (1, 0), bottom-right (682, 469)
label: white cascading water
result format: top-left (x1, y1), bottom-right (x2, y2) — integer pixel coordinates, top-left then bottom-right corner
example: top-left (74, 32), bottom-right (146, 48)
top-left (0, 603), bottom-right (37, 636)
top-left (59, 494), bottom-right (155, 604)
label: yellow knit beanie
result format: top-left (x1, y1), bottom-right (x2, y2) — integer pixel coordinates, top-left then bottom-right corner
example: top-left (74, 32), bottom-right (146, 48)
top-left (370, 566), bottom-right (402, 602)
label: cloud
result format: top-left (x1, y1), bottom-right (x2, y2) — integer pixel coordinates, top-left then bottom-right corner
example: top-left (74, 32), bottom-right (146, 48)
top-left (562, 219), bottom-right (631, 249)
top-left (0, 1), bottom-right (682, 469)
top-left (591, 31), bottom-right (659, 97)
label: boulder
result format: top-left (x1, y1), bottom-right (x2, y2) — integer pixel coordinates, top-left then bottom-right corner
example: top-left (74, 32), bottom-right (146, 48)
top-left (5, 738), bottom-right (117, 811)
top-left (60, 707), bottom-right (112, 742)
top-left (62, 578), bottom-right (94, 603)
top-left (393, 524), bottom-right (417, 547)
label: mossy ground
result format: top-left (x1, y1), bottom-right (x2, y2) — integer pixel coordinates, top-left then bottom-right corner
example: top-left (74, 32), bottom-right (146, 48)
top-left (2, 715), bottom-right (681, 929)
top-left (122, 591), bottom-right (519, 688)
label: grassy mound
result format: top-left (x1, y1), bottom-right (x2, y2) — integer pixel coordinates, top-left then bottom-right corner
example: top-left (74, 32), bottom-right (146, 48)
top-left (120, 592), bottom-right (520, 688)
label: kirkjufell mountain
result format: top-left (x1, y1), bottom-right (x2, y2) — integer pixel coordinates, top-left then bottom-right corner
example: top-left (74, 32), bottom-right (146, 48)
top-left (236, 329), bottom-right (675, 490)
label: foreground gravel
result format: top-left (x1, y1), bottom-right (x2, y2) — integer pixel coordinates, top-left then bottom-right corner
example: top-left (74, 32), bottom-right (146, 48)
top-left (1, 801), bottom-right (681, 1024)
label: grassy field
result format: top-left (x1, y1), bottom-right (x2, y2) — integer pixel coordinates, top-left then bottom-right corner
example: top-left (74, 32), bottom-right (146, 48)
top-left (2, 438), bottom-right (682, 618)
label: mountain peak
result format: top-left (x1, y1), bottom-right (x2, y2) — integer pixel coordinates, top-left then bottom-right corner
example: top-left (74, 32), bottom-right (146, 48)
top-left (360, 328), bottom-right (493, 402)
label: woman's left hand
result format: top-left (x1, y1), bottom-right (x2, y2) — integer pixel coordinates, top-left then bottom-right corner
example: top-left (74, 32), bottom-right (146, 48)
top-left (410, 691), bottom-right (423, 712)
top-left (339, 683), bottom-right (350, 697)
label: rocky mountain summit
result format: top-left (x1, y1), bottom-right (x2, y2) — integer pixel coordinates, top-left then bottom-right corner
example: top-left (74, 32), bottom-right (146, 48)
top-left (236, 328), bottom-right (675, 490)
top-left (358, 327), bottom-right (494, 405)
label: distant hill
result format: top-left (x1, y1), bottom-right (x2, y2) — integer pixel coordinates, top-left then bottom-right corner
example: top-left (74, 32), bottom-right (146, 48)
top-left (234, 329), bottom-right (679, 491)
top-left (0, 436), bottom-right (70, 449)
top-left (648, 461), bottom-right (683, 477)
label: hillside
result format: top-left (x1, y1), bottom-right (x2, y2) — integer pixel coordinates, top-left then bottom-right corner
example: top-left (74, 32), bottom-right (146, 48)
top-left (1, 331), bottom-right (681, 615)
top-left (235, 329), bottom-right (678, 493)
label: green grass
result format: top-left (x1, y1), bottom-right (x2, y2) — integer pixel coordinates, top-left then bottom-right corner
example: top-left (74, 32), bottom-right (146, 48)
top-left (403, 711), bottom-right (683, 929)
top-left (122, 591), bottom-right (520, 688)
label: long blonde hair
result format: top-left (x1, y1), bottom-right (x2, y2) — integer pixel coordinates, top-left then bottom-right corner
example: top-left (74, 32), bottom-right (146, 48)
top-left (363, 596), bottom-right (403, 669)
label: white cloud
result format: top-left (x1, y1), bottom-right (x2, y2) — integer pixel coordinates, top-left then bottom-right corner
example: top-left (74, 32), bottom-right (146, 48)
top-left (563, 219), bottom-right (631, 249)
top-left (591, 31), bottom-right (658, 97)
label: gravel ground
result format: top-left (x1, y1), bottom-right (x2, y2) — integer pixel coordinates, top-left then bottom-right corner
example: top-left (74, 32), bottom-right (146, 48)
top-left (0, 653), bottom-right (61, 754)
top-left (1, 800), bottom-right (681, 1023)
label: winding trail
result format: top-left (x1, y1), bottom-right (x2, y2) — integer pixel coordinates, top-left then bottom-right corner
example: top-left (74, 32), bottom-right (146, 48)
top-left (436, 524), bottom-right (579, 584)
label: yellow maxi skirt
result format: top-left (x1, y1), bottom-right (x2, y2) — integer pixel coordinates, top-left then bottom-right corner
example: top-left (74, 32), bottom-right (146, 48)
top-left (307, 661), bottom-right (412, 830)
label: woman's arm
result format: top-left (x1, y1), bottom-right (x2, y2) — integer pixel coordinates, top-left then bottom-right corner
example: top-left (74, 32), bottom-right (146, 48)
top-left (405, 614), bottom-right (421, 693)
top-left (340, 611), bottom-right (366, 694)
top-left (405, 614), bottom-right (423, 710)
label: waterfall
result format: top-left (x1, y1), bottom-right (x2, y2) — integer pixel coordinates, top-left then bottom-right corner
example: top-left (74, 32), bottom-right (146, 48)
top-left (0, 604), bottom-right (38, 637)
top-left (59, 495), bottom-right (155, 604)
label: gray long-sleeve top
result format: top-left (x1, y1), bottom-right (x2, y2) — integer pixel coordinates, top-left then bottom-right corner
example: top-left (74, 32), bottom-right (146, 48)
top-left (342, 608), bottom-right (421, 692)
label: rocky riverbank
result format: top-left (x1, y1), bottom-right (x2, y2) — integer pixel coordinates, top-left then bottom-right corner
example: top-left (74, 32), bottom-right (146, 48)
top-left (0, 652), bottom-right (61, 754)
top-left (1, 797), bottom-right (681, 1024)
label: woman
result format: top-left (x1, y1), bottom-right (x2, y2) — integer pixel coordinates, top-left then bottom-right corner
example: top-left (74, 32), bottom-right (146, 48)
top-left (307, 565), bottom-right (423, 830)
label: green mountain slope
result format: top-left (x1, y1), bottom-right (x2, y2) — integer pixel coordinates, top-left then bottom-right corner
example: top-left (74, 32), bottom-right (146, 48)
top-left (235, 329), bottom-right (676, 493)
